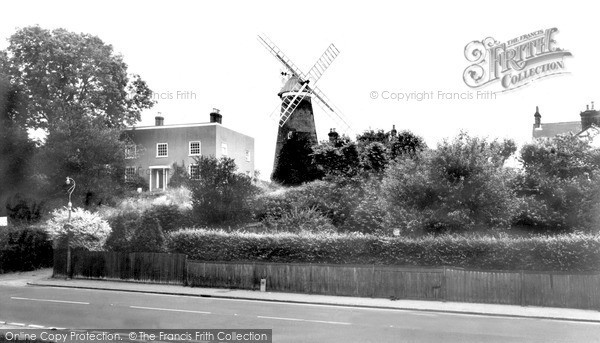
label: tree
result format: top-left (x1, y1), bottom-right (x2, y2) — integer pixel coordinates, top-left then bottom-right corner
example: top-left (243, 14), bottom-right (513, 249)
top-left (0, 75), bottom-right (36, 205)
top-left (514, 134), bottom-right (600, 232)
top-left (190, 156), bottom-right (259, 225)
top-left (356, 128), bottom-right (428, 160)
top-left (312, 135), bottom-right (361, 179)
top-left (2, 26), bottom-right (154, 131)
top-left (38, 116), bottom-right (127, 207)
top-left (272, 133), bottom-right (323, 185)
top-left (382, 133), bottom-right (518, 235)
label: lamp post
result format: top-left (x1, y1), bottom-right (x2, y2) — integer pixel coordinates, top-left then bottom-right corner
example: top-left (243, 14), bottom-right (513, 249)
top-left (65, 177), bottom-right (76, 279)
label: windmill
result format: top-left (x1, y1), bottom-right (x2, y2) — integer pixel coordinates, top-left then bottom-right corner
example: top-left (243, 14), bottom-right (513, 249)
top-left (257, 34), bottom-right (352, 175)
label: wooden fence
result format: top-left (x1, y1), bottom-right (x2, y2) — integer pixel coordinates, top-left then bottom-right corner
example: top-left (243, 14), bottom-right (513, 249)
top-left (187, 260), bottom-right (600, 310)
top-left (53, 249), bottom-right (187, 285)
top-left (53, 250), bottom-right (600, 310)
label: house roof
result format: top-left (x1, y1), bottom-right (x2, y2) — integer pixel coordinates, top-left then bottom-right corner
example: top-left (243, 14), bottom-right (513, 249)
top-left (532, 121), bottom-right (581, 139)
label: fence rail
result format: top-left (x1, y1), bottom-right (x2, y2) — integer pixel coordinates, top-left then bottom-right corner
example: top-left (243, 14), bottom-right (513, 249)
top-left (53, 250), bottom-right (600, 310)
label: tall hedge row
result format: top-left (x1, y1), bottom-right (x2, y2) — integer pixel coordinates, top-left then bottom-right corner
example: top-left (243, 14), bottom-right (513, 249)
top-left (168, 229), bottom-right (600, 272)
top-left (0, 226), bottom-right (53, 273)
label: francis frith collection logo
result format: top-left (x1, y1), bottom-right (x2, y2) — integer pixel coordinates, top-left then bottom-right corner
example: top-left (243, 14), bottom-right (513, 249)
top-left (463, 28), bottom-right (572, 91)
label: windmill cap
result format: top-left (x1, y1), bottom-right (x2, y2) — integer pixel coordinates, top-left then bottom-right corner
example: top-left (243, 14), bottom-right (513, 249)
top-left (278, 76), bottom-right (310, 97)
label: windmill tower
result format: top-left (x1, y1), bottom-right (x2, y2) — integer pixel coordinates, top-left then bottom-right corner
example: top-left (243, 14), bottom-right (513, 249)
top-left (258, 35), bottom-right (351, 176)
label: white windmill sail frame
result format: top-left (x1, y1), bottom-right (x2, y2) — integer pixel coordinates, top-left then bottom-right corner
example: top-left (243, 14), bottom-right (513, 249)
top-left (258, 34), bottom-right (352, 133)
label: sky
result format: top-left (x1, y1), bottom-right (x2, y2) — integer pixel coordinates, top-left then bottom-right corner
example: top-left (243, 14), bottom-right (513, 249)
top-left (1, 0), bottom-right (598, 178)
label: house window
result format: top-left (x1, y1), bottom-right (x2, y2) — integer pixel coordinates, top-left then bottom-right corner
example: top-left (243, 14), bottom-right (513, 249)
top-left (221, 142), bottom-right (228, 156)
top-left (125, 146), bottom-right (137, 159)
top-left (125, 166), bottom-right (137, 181)
top-left (245, 150), bottom-right (251, 162)
top-left (189, 164), bottom-right (200, 180)
top-left (157, 143), bottom-right (168, 157)
top-left (189, 141), bottom-right (201, 156)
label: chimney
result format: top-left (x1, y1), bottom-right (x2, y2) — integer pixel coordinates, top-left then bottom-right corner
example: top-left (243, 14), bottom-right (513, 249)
top-left (534, 106), bottom-right (541, 129)
top-left (210, 108), bottom-right (222, 124)
top-left (580, 102), bottom-right (600, 131)
top-left (155, 114), bottom-right (164, 126)
top-left (328, 128), bottom-right (339, 143)
top-left (390, 124), bottom-right (398, 138)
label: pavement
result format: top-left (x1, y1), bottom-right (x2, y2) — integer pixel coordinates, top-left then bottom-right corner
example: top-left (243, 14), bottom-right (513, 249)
top-left (18, 269), bottom-right (600, 324)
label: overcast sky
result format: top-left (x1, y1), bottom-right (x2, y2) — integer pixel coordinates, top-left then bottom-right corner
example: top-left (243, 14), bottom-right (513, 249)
top-left (1, 0), bottom-right (597, 177)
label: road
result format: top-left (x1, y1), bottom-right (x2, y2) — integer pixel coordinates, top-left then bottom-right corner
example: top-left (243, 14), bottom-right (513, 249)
top-left (1, 283), bottom-right (600, 342)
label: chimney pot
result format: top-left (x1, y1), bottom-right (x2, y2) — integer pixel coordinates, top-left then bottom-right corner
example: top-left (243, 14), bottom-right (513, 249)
top-left (155, 115), bottom-right (164, 126)
top-left (210, 108), bottom-right (222, 124)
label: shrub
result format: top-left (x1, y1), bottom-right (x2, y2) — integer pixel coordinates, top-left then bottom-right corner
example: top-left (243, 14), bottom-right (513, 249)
top-left (190, 156), bottom-right (259, 225)
top-left (515, 134), bottom-right (600, 233)
top-left (5, 193), bottom-right (44, 223)
top-left (45, 207), bottom-right (111, 251)
top-left (129, 215), bottom-right (166, 252)
top-left (253, 180), bottom-right (359, 229)
top-left (382, 133), bottom-right (518, 235)
top-left (167, 229), bottom-right (600, 272)
top-left (264, 207), bottom-right (336, 233)
top-left (0, 225), bottom-right (53, 272)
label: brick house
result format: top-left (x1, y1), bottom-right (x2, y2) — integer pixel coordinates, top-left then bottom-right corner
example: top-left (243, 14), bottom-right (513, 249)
top-left (532, 103), bottom-right (600, 146)
top-left (122, 109), bottom-right (254, 191)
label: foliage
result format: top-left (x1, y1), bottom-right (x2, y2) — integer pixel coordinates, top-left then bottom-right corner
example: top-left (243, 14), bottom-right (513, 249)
top-left (263, 207), bottom-right (336, 233)
top-left (0, 225), bottom-right (53, 273)
top-left (37, 116), bottom-right (127, 207)
top-left (312, 137), bottom-right (361, 178)
top-left (514, 134), bottom-right (600, 232)
top-left (190, 156), bottom-right (259, 225)
top-left (312, 129), bottom-right (427, 179)
top-left (2, 25), bottom-right (154, 131)
top-left (167, 229), bottom-right (600, 272)
top-left (272, 132), bottom-right (323, 185)
top-left (0, 75), bottom-right (36, 205)
top-left (342, 178), bottom-right (388, 234)
top-left (253, 180), bottom-right (359, 229)
top-left (129, 215), bottom-right (166, 253)
top-left (168, 162), bottom-right (190, 188)
top-left (45, 207), bottom-right (112, 251)
top-left (382, 133), bottom-right (518, 235)
top-left (5, 193), bottom-right (44, 223)
top-left (356, 128), bottom-right (428, 160)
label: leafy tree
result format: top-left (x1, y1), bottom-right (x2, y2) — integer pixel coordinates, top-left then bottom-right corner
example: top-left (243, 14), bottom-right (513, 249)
top-left (190, 156), bottom-right (259, 225)
top-left (514, 134), bottom-right (600, 232)
top-left (0, 75), bottom-right (36, 208)
top-left (272, 133), bottom-right (323, 185)
top-left (382, 133), bottom-right (518, 235)
top-left (37, 116), bottom-right (127, 207)
top-left (388, 130), bottom-right (428, 159)
top-left (360, 142), bottom-right (388, 174)
top-left (312, 136), bottom-right (361, 179)
top-left (2, 26), bottom-right (154, 131)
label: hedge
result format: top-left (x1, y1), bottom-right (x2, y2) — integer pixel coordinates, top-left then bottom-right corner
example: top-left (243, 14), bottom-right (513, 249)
top-left (167, 229), bottom-right (600, 272)
top-left (0, 226), bottom-right (53, 273)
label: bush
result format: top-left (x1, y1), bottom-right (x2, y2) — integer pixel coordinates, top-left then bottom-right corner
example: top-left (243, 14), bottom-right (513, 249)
top-left (515, 134), bottom-right (600, 233)
top-left (129, 215), bottom-right (166, 252)
top-left (0, 225), bottom-right (53, 272)
top-left (190, 156), bottom-right (259, 225)
top-left (5, 193), bottom-right (44, 223)
top-left (253, 180), bottom-right (359, 229)
top-left (382, 133), bottom-right (518, 235)
top-left (167, 229), bottom-right (600, 272)
top-left (264, 207), bottom-right (336, 233)
top-left (45, 207), bottom-right (111, 251)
